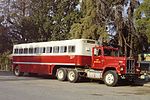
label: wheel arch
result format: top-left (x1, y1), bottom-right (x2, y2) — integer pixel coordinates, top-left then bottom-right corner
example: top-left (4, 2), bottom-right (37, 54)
top-left (51, 65), bottom-right (61, 76)
top-left (103, 67), bottom-right (117, 76)
top-left (51, 65), bottom-right (71, 76)
top-left (13, 64), bottom-right (18, 71)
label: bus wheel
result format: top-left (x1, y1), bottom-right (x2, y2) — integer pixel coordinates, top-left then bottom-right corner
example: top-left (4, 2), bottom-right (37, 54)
top-left (56, 68), bottom-right (67, 81)
top-left (103, 70), bottom-right (118, 87)
top-left (68, 70), bottom-right (79, 83)
top-left (14, 66), bottom-right (24, 76)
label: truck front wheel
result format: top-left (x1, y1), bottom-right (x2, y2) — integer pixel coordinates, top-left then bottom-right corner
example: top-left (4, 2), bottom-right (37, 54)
top-left (103, 70), bottom-right (118, 86)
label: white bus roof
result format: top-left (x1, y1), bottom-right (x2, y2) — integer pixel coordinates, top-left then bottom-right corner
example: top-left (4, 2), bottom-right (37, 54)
top-left (13, 39), bottom-right (97, 48)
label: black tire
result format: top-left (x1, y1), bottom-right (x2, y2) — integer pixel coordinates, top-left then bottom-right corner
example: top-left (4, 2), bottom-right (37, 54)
top-left (56, 68), bottom-right (67, 81)
top-left (103, 70), bottom-right (118, 87)
top-left (14, 66), bottom-right (24, 76)
top-left (67, 70), bottom-right (79, 83)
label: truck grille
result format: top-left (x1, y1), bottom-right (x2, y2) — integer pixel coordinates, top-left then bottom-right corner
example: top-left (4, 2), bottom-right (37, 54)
top-left (126, 59), bottom-right (135, 74)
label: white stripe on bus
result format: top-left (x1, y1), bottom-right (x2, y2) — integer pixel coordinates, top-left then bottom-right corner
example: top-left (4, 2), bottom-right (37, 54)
top-left (13, 62), bottom-right (76, 65)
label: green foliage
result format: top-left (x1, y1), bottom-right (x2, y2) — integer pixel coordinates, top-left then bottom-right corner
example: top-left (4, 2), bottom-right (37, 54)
top-left (0, 0), bottom-right (80, 43)
top-left (69, 0), bottom-right (108, 40)
top-left (50, 0), bottom-right (80, 40)
top-left (28, 0), bottom-right (80, 41)
top-left (134, 0), bottom-right (150, 43)
top-left (0, 0), bottom-right (80, 70)
top-left (0, 0), bottom-right (149, 59)
top-left (0, 52), bottom-right (11, 71)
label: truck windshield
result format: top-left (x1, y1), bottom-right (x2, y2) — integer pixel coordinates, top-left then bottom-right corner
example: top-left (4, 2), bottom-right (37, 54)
top-left (104, 49), bottom-right (119, 57)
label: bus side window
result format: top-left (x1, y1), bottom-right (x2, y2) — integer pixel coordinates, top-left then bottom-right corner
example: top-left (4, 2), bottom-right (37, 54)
top-left (43, 47), bottom-right (46, 53)
top-left (46, 47), bottom-right (52, 53)
top-left (60, 46), bottom-right (67, 53)
top-left (34, 47), bottom-right (39, 54)
top-left (19, 48), bottom-right (23, 54)
top-left (14, 48), bottom-right (19, 54)
top-left (24, 48), bottom-right (28, 54)
top-left (53, 46), bottom-right (59, 53)
top-left (29, 48), bottom-right (33, 54)
top-left (68, 46), bottom-right (75, 53)
top-left (39, 47), bottom-right (46, 53)
top-left (39, 47), bottom-right (42, 53)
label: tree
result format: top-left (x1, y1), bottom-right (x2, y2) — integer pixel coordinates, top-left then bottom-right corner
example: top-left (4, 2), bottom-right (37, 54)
top-left (96, 0), bottom-right (144, 57)
top-left (0, 0), bottom-right (80, 53)
top-left (134, 0), bottom-right (150, 52)
top-left (70, 0), bottom-right (146, 57)
top-left (1, 0), bottom-right (34, 43)
top-left (51, 0), bottom-right (80, 40)
top-left (0, 16), bottom-right (12, 54)
top-left (69, 0), bottom-right (108, 40)
top-left (23, 0), bottom-right (80, 42)
top-left (0, 0), bottom-right (80, 43)
top-left (0, 0), bottom-right (13, 53)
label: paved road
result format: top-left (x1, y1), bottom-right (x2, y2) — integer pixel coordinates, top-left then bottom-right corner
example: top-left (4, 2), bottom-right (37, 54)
top-left (0, 72), bottom-right (150, 100)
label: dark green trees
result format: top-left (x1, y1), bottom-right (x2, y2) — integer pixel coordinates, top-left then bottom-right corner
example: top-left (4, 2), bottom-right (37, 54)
top-left (0, 0), bottom-right (149, 56)
top-left (29, 0), bottom-right (80, 41)
top-left (135, 0), bottom-right (150, 44)
top-left (69, 0), bottom-right (108, 40)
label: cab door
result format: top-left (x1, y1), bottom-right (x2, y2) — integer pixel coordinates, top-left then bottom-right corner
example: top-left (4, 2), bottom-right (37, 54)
top-left (92, 47), bottom-right (104, 69)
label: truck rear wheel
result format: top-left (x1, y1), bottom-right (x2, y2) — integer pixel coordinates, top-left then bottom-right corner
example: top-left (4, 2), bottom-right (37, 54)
top-left (56, 68), bottom-right (67, 81)
top-left (103, 70), bottom-right (118, 87)
top-left (14, 66), bottom-right (24, 76)
top-left (67, 70), bottom-right (79, 83)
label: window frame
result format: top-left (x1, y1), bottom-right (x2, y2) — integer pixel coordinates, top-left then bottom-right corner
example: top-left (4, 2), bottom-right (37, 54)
top-left (34, 47), bottom-right (40, 54)
top-left (53, 46), bottom-right (59, 53)
top-left (14, 48), bottom-right (19, 54)
top-left (23, 48), bottom-right (28, 54)
top-left (46, 47), bottom-right (52, 53)
top-left (29, 47), bottom-right (34, 54)
top-left (68, 45), bottom-right (75, 53)
top-left (60, 46), bottom-right (67, 53)
top-left (19, 48), bottom-right (23, 54)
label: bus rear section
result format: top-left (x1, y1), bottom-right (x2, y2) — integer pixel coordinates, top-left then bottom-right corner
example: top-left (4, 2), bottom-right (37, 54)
top-left (12, 39), bottom-right (97, 76)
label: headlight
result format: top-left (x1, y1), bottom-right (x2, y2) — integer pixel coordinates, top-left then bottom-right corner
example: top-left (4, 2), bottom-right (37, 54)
top-left (120, 66), bottom-right (124, 71)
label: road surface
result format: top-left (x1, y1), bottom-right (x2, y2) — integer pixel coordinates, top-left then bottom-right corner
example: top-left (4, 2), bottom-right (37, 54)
top-left (0, 71), bottom-right (150, 100)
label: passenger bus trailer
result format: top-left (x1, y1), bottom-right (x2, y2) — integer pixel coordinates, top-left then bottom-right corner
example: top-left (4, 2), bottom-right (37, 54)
top-left (12, 39), bottom-right (140, 86)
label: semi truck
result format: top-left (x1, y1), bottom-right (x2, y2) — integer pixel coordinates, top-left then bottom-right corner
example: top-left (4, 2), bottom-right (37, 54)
top-left (12, 39), bottom-right (140, 86)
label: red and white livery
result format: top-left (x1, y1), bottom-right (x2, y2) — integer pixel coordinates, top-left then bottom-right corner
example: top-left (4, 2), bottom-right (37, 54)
top-left (12, 39), bottom-right (96, 75)
top-left (12, 39), bottom-right (140, 86)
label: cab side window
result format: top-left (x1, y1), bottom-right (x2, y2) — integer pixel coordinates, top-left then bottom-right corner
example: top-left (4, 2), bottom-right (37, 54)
top-left (94, 48), bottom-right (101, 56)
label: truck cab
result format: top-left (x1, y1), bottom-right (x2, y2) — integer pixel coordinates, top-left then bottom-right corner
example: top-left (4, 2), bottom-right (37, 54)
top-left (85, 46), bottom-right (140, 86)
top-left (92, 46), bottom-right (126, 73)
